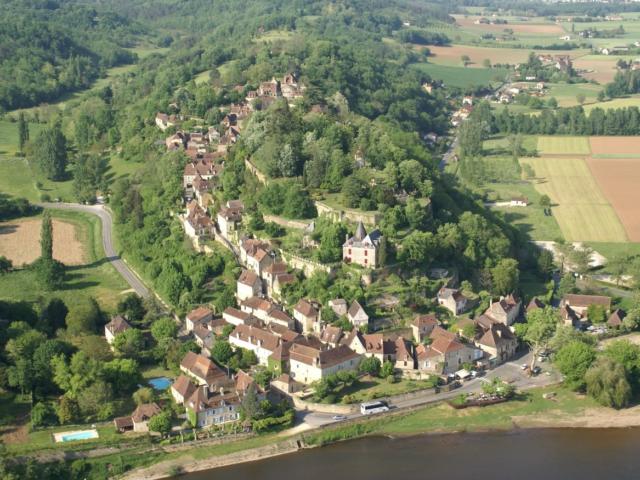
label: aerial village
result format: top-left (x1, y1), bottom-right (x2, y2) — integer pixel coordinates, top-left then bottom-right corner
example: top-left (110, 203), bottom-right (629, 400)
top-left (104, 71), bottom-right (625, 435)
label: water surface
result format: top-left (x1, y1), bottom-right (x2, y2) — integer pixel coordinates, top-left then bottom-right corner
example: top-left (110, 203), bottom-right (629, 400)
top-left (182, 428), bottom-right (640, 480)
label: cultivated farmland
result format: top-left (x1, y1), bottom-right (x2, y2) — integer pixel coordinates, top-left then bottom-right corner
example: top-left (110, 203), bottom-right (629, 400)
top-left (522, 156), bottom-right (627, 242)
top-left (427, 45), bottom-right (585, 68)
top-left (453, 16), bottom-right (566, 36)
top-left (537, 136), bottom-right (591, 155)
top-left (587, 157), bottom-right (640, 241)
top-left (589, 136), bottom-right (640, 156)
top-left (0, 217), bottom-right (86, 266)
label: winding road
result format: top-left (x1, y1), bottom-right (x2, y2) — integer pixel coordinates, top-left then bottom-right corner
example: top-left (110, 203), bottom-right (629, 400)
top-left (39, 202), bottom-right (150, 298)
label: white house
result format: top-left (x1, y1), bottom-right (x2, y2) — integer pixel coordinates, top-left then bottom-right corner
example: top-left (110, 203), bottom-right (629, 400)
top-left (228, 324), bottom-right (282, 366)
top-left (347, 300), bottom-right (369, 329)
top-left (288, 344), bottom-right (361, 384)
top-left (236, 269), bottom-right (262, 301)
top-left (105, 315), bottom-right (130, 345)
top-left (185, 306), bottom-right (214, 332)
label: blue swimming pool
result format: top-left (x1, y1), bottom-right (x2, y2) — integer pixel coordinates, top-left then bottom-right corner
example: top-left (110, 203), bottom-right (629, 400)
top-left (148, 377), bottom-right (172, 390)
top-left (61, 430), bottom-right (99, 442)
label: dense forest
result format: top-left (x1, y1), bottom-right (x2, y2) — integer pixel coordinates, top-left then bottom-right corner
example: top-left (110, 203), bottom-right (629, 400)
top-left (0, 0), bottom-right (145, 110)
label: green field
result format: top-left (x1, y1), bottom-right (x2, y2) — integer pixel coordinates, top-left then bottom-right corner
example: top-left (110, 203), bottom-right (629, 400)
top-left (488, 181), bottom-right (564, 241)
top-left (194, 70), bottom-right (212, 85)
top-left (546, 83), bottom-right (603, 107)
top-left (584, 95), bottom-right (640, 114)
top-left (0, 210), bottom-right (128, 310)
top-left (413, 63), bottom-right (509, 88)
top-left (537, 136), bottom-right (591, 155)
top-left (522, 156), bottom-right (627, 242)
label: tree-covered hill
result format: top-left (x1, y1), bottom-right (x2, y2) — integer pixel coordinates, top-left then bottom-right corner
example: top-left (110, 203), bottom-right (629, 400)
top-left (0, 0), bottom-right (145, 110)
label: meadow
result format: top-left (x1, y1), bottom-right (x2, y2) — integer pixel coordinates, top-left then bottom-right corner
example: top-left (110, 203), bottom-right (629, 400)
top-left (413, 63), bottom-right (509, 88)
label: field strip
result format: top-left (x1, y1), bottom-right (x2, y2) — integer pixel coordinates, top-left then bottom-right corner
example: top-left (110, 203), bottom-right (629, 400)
top-left (537, 136), bottom-right (591, 155)
top-left (586, 157), bottom-right (640, 242)
top-left (521, 156), bottom-right (627, 242)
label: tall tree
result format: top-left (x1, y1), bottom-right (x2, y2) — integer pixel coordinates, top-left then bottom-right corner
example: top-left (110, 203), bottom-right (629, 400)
top-left (40, 211), bottom-right (53, 260)
top-left (33, 122), bottom-right (67, 180)
top-left (17, 112), bottom-right (29, 154)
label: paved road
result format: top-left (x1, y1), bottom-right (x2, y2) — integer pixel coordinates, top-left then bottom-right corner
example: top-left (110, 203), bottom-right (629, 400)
top-left (301, 350), bottom-right (560, 428)
top-left (39, 202), bottom-right (150, 298)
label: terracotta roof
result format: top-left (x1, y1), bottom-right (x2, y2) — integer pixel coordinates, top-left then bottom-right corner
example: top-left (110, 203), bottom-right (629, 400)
top-left (564, 294), bottom-right (611, 309)
top-left (412, 314), bottom-right (439, 328)
top-left (187, 386), bottom-right (240, 413)
top-left (242, 296), bottom-right (272, 312)
top-left (180, 352), bottom-right (227, 386)
top-left (235, 370), bottom-right (262, 394)
top-left (131, 403), bottom-right (161, 423)
top-left (238, 269), bottom-right (260, 287)
top-left (394, 337), bottom-right (413, 362)
top-left (114, 416), bottom-right (134, 429)
top-left (320, 325), bottom-right (343, 344)
top-left (289, 344), bottom-right (360, 369)
top-left (294, 299), bottom-right (318, 318)
top-left (264, 262), bottom-right (288, 276)
top-left (172, 375), bottom-right (197, 400)
top-left (223, 307), bottom-right (251, 323)
top-left (608, 309), bottom-right (626, 327)
top-left (274, 273), bottom-right (296, 286)
top-left (230, 324), bottom-right (281, 352)
top-left (267, 308), bottom-right (293, 325)
top-left (106, 315), bottom-right (130, 336)
top-left (266, 323), bottom-right (301, 342)
top-left (187, 306), bottom-right (213, 323)
top-left (477, 324), bottom-right (516, 348)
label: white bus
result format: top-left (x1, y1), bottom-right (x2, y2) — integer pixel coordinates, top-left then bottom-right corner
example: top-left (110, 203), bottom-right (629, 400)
top-left (360, 401), bottom-right (389, 415)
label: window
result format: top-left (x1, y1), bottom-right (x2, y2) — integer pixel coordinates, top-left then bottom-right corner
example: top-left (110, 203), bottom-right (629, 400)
top-left (364, 259), bottom-right (368, 265)
top-left (364, 250), bottom-right (368, 257)
top-left (348, 249), bottom-right (352, 255)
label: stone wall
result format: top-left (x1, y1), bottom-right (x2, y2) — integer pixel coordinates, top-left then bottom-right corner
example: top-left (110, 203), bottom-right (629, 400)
top-left (315, 200), bottom-right (382, 226)
top-left (280, 250), bottom-right (338, 278)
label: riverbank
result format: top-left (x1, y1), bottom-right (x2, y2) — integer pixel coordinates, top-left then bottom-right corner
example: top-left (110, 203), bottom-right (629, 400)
top-left (119, 385), bottom-right (640, 480)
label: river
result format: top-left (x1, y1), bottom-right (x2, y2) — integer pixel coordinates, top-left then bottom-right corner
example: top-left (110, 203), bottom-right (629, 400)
top-left (180, 428), bottom-right (640, 480)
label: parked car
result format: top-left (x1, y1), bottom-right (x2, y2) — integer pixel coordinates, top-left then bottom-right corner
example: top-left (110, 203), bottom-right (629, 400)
top-left (532, 366), bottom-right (542, 375)
top-left (332, 415), bottom-right (347, 421)
top-left (521, 364), bottom-right (529, 370)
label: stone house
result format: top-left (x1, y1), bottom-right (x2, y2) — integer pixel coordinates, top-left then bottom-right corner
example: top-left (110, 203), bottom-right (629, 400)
top-left (411, 314), bottom-right (439, 343)
top-left (484, 294), bottom-right (522, 326)
top-left (437, 288), bottom-right (468, 316)
top-left (293, 299), bottom-right (320, 334)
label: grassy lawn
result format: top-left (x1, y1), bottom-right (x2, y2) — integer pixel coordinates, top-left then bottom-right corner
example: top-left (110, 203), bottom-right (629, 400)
top-left (0, 392), bottom-right (30, 428)
top-left (585, 242), bottom-right (640, 260)
top-left (521, 156), bottom-right (627, 242)
top-left (537, 136), bottom-right (591, 155)
top-left (546, 83), bottom-right (603, 107)
top-left (0, 210), bottom-right (128, 310)
top-left (141, 365), bottom-right (175, 381)
top-left (304, 386), bottom-right (597, 446)
top-left (483, 135), bottom-right (538, 155)
top-left (335, 377), bottom-right (438, 404)
top-left (194, 70), bottom-right (212, 85)
top-left (253, 30), bottom-right (294, 43)
top-left (5, 421), bottom-right (147, 456)
top-left (413, 63), bottom-right (509, 89)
